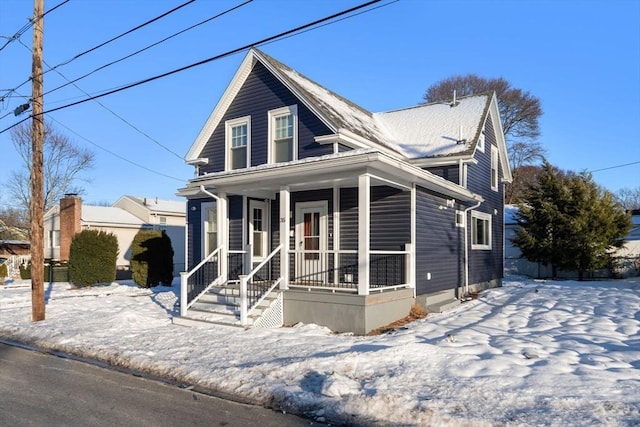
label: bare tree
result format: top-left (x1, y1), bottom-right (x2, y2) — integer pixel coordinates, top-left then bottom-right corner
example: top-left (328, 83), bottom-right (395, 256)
top-left (614, 187), bottom-right (640, 210)
top-left (423, 74), bottom-right (545, 203)
top-left (7, 122), bottom-right (95, 216)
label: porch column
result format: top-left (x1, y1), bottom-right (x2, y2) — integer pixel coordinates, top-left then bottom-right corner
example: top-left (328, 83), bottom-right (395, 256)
top-left (279, 186), bottom-right (290, 289)
top-left (358, 174), bottom-right (370, 296)
top-left (218, 192), bottom-right (228, 281)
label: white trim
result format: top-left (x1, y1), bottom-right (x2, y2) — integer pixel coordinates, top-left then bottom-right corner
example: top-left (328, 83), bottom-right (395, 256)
top-left (488, 93), bottom-right (512, 183)
top-left (249, 199), bottom-right (268, 262)
top-left (294, 200), bottom-right (328, 282)
top-left (455, 210), bottom-right (465, 228)
top-left (279, 186), bottom-right (290, 289)
top-left (225, 115), bottom-right (251, 170)
top-left (358, 174), bottom-right (370, 296)
top-left (268, 105), bottom-right (298, 164)
top-left (471, 210), bottom-right (492, 250)
top-left (477, 129), bottom-right (485, 153)
top-left (410, 183), bottom-right (416, 295)
top-left (201, 201), bottom-right (217, 258)
top-left (333, 184), bottom-right (340, 286)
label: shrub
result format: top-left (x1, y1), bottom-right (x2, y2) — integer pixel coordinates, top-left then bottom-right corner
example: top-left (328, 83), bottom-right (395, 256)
top-left (20, 261), bottom-right (31, 279)
top-left (0, 263), bottom-right (8, 280)
top-left (68, 230), bottom-right (118, 287)
top-left (131, 230), bottom-right (174, 288)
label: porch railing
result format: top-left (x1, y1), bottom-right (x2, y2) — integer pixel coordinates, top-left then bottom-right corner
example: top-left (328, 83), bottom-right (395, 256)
top-left (1, 254), bottom-right (31, 278)
top-left (179, 247), bottom-right (221, 316)
top-left (239, 244), bottom-right (283, 325)
top-left (288, 249), bottom-right (410, 293)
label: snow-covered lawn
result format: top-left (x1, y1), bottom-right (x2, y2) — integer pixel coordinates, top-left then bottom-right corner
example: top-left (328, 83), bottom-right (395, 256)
top-left (1, 276), bottom-right (639, 426)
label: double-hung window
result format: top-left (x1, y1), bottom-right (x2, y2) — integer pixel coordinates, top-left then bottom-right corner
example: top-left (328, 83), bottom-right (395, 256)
top-left (202, 202), bottom-right (217, 256)
top-left (471, 211), bottom-right (491, 250)
top-left (269, 105), bottom-right (297, 163)
top-left (491, 145), bottom-right (498, 191)
top-left (226, 116), bottom-right (250, 170)
top-left (249, 200), bottom-right (268, 261)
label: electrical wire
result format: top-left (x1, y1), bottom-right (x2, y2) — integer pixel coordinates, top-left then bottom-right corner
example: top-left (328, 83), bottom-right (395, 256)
top-left (42, 0), bottom-right (253, 98)
top-left (589, 161), bottom-right (640, 173)
top-left (1, 0), bottom-right (196, 102)
top-left (0, 0), bottom-right (384, 134)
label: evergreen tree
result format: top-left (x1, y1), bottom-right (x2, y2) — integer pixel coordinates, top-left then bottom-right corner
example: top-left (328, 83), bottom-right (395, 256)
top-left (513, 160), bottom-right (631, 279)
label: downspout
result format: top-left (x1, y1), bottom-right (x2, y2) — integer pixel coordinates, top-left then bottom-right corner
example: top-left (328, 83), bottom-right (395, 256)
top-left (463, 199), bottom-right (482, 298)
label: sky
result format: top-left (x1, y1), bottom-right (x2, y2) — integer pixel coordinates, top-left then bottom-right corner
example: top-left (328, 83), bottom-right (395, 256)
top-left (0, 0), bottom-right (639, 208)
top-left (1, 275), bottom-right (639, 425)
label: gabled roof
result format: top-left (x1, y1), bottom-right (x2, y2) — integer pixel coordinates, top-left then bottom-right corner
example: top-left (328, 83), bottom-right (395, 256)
top-left (81, 206), bottom-right (145, 227)
top-left (185, 48), bottom-right (511, 182)
top-left (115, 195), bottom-right (185, 216)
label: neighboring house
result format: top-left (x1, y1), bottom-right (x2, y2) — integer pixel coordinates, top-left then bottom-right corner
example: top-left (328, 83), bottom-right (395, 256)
top-left (0, 240), bottom-right (30, 278)
top-left (176, 48), bottom-right (511, 334)
top-left (505, 206), bottom-right (640, 278)
top-left (44, 195), bottom-right (186, 277)
top-left (113, 196), bottom-right (186, 272)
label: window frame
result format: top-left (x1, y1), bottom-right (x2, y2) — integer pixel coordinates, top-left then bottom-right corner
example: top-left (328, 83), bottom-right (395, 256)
top-left (471, 210), bottom-right (492, 250)
top-left (249, 200), bottom-right (268, 262)
top-left (225, 116), bottom-right (251, 170)
top-left (491, 145), bottom-right (499, 192)
top-left (201, 202), bottom-right (218, 257)
top-left (268, 105), bottom-right (298, 164)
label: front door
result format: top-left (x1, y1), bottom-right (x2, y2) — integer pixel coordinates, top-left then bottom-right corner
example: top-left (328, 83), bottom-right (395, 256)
top-left (294, 201), bottom-right (328, 284)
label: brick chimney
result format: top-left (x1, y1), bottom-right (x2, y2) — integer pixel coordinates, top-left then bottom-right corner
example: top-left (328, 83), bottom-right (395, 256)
top-left (59, 194), bottom-right (81, 261)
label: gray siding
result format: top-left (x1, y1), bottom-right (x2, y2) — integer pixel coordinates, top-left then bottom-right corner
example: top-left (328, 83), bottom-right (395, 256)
top-left (339, 187), bottom-right (358, 251)
top-left (415, 187), bottom-right (463, 295)
top-left (425, 165), bottom-right (460, 185)
top-left (228, 196), bottom-right (243, 251)
top-left (199, 62), bottom-right (334, 174)
top-left (186, 198), bottom-right (207, 268)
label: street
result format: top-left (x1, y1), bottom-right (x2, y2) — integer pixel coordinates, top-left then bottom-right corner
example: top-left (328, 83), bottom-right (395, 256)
top-left (0, 342), bottom-right (318, 427)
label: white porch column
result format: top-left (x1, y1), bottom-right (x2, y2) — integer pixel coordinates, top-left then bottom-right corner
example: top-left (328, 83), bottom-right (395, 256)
top-left (410, 183), bottom-right (417, 296)
top-left (218, 192), bottom-right (228, 282)
top-left (358, 174), bottom-right (370, 296)
top-left (279, 186), bottom-right (290, 289)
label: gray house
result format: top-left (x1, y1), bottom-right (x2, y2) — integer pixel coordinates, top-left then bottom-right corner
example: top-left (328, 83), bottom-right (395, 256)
top-left (175, 48), bottom-right (511, 334)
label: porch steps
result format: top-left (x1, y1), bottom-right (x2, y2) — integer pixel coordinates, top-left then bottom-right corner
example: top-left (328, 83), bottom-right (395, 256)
top-left (172, 284), bottom-right (281, 328)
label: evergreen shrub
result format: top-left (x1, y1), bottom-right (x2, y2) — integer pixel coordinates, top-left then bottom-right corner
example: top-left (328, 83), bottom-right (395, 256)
top-left (0, 263), bottom-right (8, 280)
top-left (131, 229), bottom-right (174, 288)
top-left (68, 230), bottom-right (118, 287)
top-left (20, 261), bottom-right (31, 279)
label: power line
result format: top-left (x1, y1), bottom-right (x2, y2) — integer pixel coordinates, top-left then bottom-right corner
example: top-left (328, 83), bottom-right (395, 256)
top-left (1, 0), bottom-right (195, 103)
top-left (0, 0), bottom-right (70, 52)
top-left (589, 160), bottom-right (640, 173)
top-left (42, 0), bottom-right (253, 99)
top-left (0, 0), bottom-right (384, 136)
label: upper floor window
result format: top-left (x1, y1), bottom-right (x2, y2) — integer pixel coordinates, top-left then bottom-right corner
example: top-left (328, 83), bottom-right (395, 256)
top-left (269, 105), bottom-right (297, 163)
top-left (471, 211), bottom-right (491, 250)
top-left (225, 116), bottom-right (251, 170)
top-left (491, 145), bottom-right (498, 191)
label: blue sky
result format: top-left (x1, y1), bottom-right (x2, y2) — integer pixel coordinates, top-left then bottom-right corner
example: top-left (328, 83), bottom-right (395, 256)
top-left (1, 0), bottom-right (638, 207)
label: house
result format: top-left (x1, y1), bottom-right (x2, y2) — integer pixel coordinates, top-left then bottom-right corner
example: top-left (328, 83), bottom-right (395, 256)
top-left (176, 48), bottom-right (511, 334)
top-left (44, 194), bottom-right (186, 277)
top-left (505, 206), bottom-right (640, 278)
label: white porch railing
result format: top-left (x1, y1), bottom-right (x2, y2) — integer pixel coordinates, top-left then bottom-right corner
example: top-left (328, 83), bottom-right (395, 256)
top-left (179, 247), bottom-right (222, 316)
top-left (288, 248), bottom-right (411, 293)
top-left (1, 254), bottom-right (31, 278)
top-left (239, 244), bottom-right (283, 325)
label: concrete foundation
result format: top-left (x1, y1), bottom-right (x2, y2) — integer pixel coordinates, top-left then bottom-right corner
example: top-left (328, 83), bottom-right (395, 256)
top-left (283, 288), bottom-right (414, 335)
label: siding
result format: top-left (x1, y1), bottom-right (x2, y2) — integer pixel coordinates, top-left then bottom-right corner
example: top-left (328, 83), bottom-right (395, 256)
top-left (424, 165), bottom-right (460, 185)
top-left (370, 186), bottom-right (410, 251)
top-left (339, 187), bottom-right (358, 251)
top-left (228, 196), bottom-right (243, 251)
top-left (415, 186), bottom-right (464, 295)
top-left (199, 62), bottom-right (334, 174)
top-left (186, 198), bottom-right (206, 268)
top-left (465, 112), bottom-right (504, 285)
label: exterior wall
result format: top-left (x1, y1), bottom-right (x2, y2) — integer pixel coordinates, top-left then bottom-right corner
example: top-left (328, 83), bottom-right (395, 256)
top-left (81, 224), bottom-right (143, 269)
top-left (425, 165), bottom-right (460, 185)
top-left (465, 112), bottom-right (504, 287)
top-left (229, 195), bottom-right (244, 251)
top-left (44, 207), bottom-right (61, 260)
top-left (199, 61), bottom-right (334, 175)
top-left (186, 198), bottom-right (205, 269)
top-left (415, 186), bottom-right (463, 295)
top-left (370, 186), bottom-right (410, 251)
top-left (283, 288), bottom-right (413, 334)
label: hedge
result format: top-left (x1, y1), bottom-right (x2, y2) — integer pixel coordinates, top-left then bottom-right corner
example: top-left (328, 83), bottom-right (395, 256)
top-left (68, 229), bottom-right (118, 287)
top-left (131, 229), bottom-right (174, 288)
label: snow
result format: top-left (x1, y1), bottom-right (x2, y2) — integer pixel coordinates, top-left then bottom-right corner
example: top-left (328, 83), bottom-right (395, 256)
top-left (81, 205), bottom-right (145, 226)
top-left (1, 276), bottom-right (639, 426)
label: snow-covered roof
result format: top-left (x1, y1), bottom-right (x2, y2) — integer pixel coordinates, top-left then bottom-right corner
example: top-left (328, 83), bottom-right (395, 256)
top-left (82, 206), bottom-right (145, 226)
top-left (375, 95), bottom-right (490, 158)
top-left (125, 196), bottom-right (185, 215)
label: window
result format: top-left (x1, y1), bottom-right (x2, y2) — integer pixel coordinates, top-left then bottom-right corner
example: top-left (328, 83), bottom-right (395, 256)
top-left (202, 203), bottom-right (217, 256)
top-left (225, 116), bottom-right (251, 170)
top-left (249, 200), bottom-right (268, 261)
top-left (269, 105), bottom-right (297, 163)
top-left (471, 211), bottom-right (491, 250)
top-left (491, 145), bottom-right (498, 191)
top-left (158, 216), bottom-right (167, 231)
top-left (49, 230), bottom-right (60, 248)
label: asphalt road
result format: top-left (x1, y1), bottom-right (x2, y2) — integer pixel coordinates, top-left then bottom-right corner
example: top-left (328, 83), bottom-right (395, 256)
top-left (0, 342), bottom-right (319, 427)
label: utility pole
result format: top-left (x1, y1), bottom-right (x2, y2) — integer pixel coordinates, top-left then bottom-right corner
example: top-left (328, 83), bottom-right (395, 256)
top-left (31, 0), bottom-right (45, 321)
